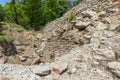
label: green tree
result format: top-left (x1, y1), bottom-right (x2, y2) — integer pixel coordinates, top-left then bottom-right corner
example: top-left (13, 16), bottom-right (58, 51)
top-left (46, 0), bottom-right (64, 17)
top-left (43, 8), bottom-right (57, 24)
top-left (0, 5), bottom-right (4, 21)
top-left (59, 0), bottom-right (71, 14)
top-left (25, 0), bottom-right (43, 29)
top-left (11, 0), bottom-right (19, 24)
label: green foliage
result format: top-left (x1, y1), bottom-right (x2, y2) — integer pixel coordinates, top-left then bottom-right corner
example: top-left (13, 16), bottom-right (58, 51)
top-left (50, 53), bottom-right (56, 59)
top-left (8, 23), bottom-right (24, 30)
top-left (43, 8), bottom-right (57, 24)
top-left (0, 32), bottom-right (6, 35)
top-left (0, 23), bottom-right (2, 30)
top-left (73, 0), bottom-right (83, 6)
top-left (76, 0), bottom-right (83, 4)
top-left (59, 0), bottom-right (71, 11)
top-left (0, 35), bottom-right (12, 43)
top-left (0, 5), bottom-right (5, 21)
top-left (68, 12), bottom-right (76, 21)
top-left (0, 22), bottom-right (12, 43)
top-left (2, 0), bottom-right (82, 30)
top-left (94, 7), bottom-right (103, 13)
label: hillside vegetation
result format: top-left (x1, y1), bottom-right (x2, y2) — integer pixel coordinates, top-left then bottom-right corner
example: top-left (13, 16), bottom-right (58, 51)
top-left (0, 0), bottom-right (82, 30)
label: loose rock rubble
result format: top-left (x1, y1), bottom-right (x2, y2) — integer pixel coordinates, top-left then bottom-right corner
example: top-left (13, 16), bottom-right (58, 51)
top-left (1, 0), bottom-right (120, 80)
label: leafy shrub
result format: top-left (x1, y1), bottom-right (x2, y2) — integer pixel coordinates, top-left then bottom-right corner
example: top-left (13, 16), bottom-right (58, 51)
top-left (94, 7), bottom-right (103, 13)
top-left (0, 35), bottom-right (12, 43)
top-left (68, 12), bottom-right (76, 21)
top-left (50, 53), bottom-right (55, 59)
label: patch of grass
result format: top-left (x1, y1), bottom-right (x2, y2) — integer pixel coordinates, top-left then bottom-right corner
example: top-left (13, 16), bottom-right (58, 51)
top-left (50, 53), bottom-right (56, 59)
top-left (94, 7), bottom-right (103, 13)
top-left (0, 22), bottom-right (25, 31)
top-left (0, 32), bottom-right (6, 35)
top-left (0, 35), bottom-right (12, 43)
top-left (8, 23), bottom-right (24, 30)
top-left (68, 12), bottom-right (76, 21)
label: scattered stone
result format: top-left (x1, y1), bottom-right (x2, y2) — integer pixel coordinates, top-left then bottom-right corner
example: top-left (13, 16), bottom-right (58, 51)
top-left (82, 10), bottom-right (99, 20)
top-left (107, 8), bottom-right (119, 13)
top-left (32, 65), bottom-right (51, 76)
top-left (102, 17), bottom-right (112, 24)
top-left (50, 62), bottom-right (68, 75)
top-left (82, 10), bottom-right (97, 18)
top-left (19, 56), bottom-right (28, 62)
top-left (107, 61), bottom-right (120, 78)
top-left (98, 11), bottom-right (107, 17)
top-left (0, 56), bottom-right (8, 64)
top-left (110, 23), bottom-right (120, 31)
top-left (71, 68), bottom-right (77, 74)
top-left (95, 21), bottom-right (108, 30)
top-left (0, 76), bottom-right (10, 80)
top-left (75, 21), bottom-right (91, 30)
top-left (31, 56), bottom-right (41, 65)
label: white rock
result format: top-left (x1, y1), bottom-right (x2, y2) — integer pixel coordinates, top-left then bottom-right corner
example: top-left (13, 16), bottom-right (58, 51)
top-left (107, 62), bottom-right (120, 78)
top-left (32, 65), bottom-right (51, 76)
top-left (109, 23), bottom-right (120, 31)
top-left (95, 21), bottom-right (108, 30)
top-left (82, 10), bottom-right (97, 18)
top-left (75, 21), bottom-right (91, 29)
top-left (94, 48), bottom-right (115, 62)
top-left (98, 11), bottom-right (107, 17)
top-left (102, 17), bottom-right (112, 24)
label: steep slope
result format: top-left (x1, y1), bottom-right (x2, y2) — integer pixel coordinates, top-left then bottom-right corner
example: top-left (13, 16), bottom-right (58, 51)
top-left (1, 0), bottom-right (120, 80)
top-left (0, 22), bottom-right (44, 65)
top-left (42, 0), bottom-right (118, 62)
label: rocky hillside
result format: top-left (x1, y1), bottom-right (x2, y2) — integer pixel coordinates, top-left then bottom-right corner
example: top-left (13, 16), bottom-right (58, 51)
top-left (1, 0), bottom-right (120, 80)
top-left (0, 22), bottom-right (44, 65)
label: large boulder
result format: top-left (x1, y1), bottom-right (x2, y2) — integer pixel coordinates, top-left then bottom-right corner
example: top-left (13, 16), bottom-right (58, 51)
top-left (107, 62), bottom-right (120, 78)
top-left (82, 10), bottom-right (99, 20)
top-left (31, 64), bottom-right (51, 76)
top-left (75, 21), bottom-right (91, 30)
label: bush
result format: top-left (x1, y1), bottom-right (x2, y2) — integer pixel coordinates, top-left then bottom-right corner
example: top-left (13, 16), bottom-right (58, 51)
top-left (50, 53), bottom-right (55, 59)
top-left (94, 7), bottom-right (103, 13)
top-left (0, 35), bottom-right (12, 43)
top-left (68, 12), bottom-right (76, 21)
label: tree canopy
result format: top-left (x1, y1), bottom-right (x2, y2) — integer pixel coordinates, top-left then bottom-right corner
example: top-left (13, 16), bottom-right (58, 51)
top-left (0, 0), bottom-right (82, 30)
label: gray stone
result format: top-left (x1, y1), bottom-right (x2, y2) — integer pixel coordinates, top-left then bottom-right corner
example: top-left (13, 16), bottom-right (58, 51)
top-left (102, 17), bottom-right (112, 24)
top-left (32, 65), bottom-right (51, 76)
top-left (82, 10), bottom-right (99, 20)
top-left (75, 21), bottom-right (91, 29)
top-left (82, 10), bottom-right (97, 18)
top-left (110, 23), bottom-right (120, 31)
top-left (95, 21), bottom-right (108, 30)
top-left (98, 11), bottom-right (107, 17)
top-left (107, 62), bottom-right (120, 78)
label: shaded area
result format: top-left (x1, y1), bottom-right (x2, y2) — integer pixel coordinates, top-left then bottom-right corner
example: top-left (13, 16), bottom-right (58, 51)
top-left (0, 41), bottom-right (17, 56)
